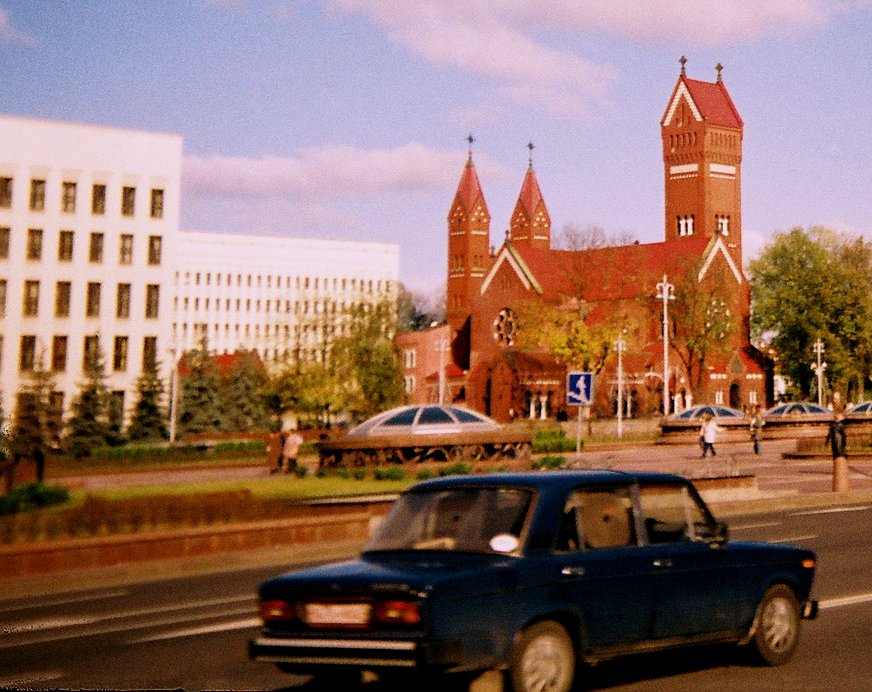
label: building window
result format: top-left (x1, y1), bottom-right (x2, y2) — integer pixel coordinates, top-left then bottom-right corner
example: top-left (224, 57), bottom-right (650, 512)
top-left (62, 181), bottom-right (77, 213)
top-left (22, 280), bottom-right (39, 317)
top-left (19, 335), bottom-right (36, 371)
top-left (58, 230), bottom-right (74, 261)
top-left (89, 232), bottom-right (104, 262)
top-left (83, 335), bottom-right (100, 370)
top-left (0, 177), bottom-right (12, 207)
top-left (55, 281), bottom-right (71, 317)
top-left (116, 283), bottom-right (131, 318)
top-left (29, 179), bottom-right (45, 211)
top-left (51, 335), bottom-right (67, 372)
top-left (26, 228), bottom-right (43, 260)
top-left (147, 235), bottom-right (162, 265)
top-left (404, 375), bottom-right (416, 394)
top-left (0, 279), bottom-right (6, 317)
top-left (86, 282), bottom-right (101, 317)
top-left (145, 284), bottom-right (159, 318)
top-left (91, 184), bottom-right (106, 215)
top-left (113, 336), bottom-right (129, 371)
top-left (0, 227), bottom-right (8, 258)
top-left (121, 186), bottom-right (136, 216)
top-left (403, 349), bottom-right (417, 369)
top-left (142, 336), bottom-right (158, 370)
top-left (716, 214), bottom-right (730, 236)
top-left (493, 307), bottom-right (517, 346)
top-left (119, 234), bottom-right (133, 264)
top-left (150, 188), bottom-right (164, 219)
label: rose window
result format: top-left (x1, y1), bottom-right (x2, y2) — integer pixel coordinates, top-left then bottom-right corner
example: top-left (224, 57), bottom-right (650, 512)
top-left (493, 308), bottom-right (516, 346)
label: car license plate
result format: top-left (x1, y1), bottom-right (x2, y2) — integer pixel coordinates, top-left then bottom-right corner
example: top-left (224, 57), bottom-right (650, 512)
top-left (304, 602), bottom-right (371, 627)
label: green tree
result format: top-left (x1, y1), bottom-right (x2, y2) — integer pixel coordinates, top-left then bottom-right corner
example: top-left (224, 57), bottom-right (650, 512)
top-left (9, 365), bottom-right (57, 483)
top-left (750, 227), bottom-right (872, 400)
top-left (266, 362), bottom-right (346, 427)
top-left (666, 262), bottom-right (736, 402)
top-left (126, 357), bottom-right (168, 441)
top-left (331, 301), bottom-right (403, 417)
top-left (220, 350), bottom-right (271, 432)
top-left (65, 340), bottom-right (113, 459)
top-left (397, 284), bottom-right (442, 333)
top-left (177, 338), bottom-right (223, 436)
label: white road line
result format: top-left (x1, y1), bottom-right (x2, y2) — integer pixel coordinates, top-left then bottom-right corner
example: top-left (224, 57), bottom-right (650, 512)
top-left (0, 589), bottom-right (129, 614)
top-left (791, 506), bottom-right (872, 516)
top-left (730, 521), bottom-right (781, 530)
top-left (128, 617), bottom-right (262, 644)
top-left (770, 534), bottom-right (818, 543)
top-left (820, 593), bottom-right (872, 609)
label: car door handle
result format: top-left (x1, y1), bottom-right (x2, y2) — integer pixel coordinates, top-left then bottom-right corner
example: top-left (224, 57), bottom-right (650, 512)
top-left (561, 566), bottom-right (586, 576)
top-left (653, 559), bottom-right (673, 568)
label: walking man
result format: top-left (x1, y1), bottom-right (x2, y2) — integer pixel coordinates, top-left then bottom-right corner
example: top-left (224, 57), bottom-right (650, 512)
top-left (700, 413), bottom-right (719, 459)
top-left (749, 405), bottom-right (764, 455)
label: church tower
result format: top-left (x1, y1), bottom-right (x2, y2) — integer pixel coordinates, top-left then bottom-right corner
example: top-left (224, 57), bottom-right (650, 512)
top-left (446, 137), bottom-right (491, 334)
top-left (509, 142), bottom-right (551, 250)
top-left (662, 57), bottom-right (744, 262)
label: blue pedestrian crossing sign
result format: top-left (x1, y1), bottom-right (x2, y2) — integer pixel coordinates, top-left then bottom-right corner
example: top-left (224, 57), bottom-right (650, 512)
top-left (567, 371), bottom-right (594, 406)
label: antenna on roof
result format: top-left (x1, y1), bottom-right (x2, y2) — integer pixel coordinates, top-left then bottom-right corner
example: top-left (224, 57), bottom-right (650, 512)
top-left (716, 62), bottom-right (724, 83)
top-left (679, 55), bottom-right (687, 76)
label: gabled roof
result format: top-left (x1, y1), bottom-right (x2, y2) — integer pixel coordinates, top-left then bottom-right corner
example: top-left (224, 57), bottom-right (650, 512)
top-left (662, 75), bottom-right (743, 129)
top-left (451, 157), bottom-right (488, 215)
top-left (481, 235), bottom-right (743, 304)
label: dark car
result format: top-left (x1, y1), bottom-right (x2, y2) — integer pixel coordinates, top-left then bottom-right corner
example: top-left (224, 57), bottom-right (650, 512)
top-left (249, 471), bottom-right (818, 691)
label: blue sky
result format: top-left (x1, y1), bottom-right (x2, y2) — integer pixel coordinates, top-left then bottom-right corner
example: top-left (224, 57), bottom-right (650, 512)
top-left (2, 1), bottom-right (871, 297)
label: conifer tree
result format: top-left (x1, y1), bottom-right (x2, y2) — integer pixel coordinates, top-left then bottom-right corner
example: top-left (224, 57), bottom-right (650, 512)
top-left (11, 363), bottom-right (56, 481)
top-left (177, 337), bottom-right (223, 436)
top-left (126, 357), bottom-right (169, 441)
top-left (65, 338), bottom-right (113, 459)
top-left (219, 350), bottom-right (271, 432)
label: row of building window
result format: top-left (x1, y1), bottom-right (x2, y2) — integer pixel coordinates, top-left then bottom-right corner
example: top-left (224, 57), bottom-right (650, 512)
top-left (0, 279), bottom-right (159, 320)
top-left (675, 214), bottom-right (731, 237)
top-left (174, 295), bottom-right (375, 317)
top-left (12, 333), bottom-right (158, 374)
top-left (0, 227), bottom-right (162, 265)
top-left (0, 177), bottom-right (164, 219)
top-left (177, 270), bottom-right (392, 295)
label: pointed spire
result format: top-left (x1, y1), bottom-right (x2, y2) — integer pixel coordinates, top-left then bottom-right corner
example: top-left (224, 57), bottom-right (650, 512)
top-left (510, 146), bottom-right (551, 249)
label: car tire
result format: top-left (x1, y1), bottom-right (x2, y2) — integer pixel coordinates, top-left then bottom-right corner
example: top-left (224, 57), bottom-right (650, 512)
top-left (748, 584), bottom-right (801, 666)
top-left (510, 620), bottom-right (575, 692)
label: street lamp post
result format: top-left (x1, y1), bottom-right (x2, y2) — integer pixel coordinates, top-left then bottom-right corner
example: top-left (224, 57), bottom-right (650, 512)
top-left (168, 346), bottom-right (179, 443)
top-left (655, 275), bottom-right (675, 416)
top-left (436, 337), bottom-right (448, 405)
top-left (615, 334), bottom-right (626, 438)
top-left (813, 338), bottom-right (827, 407)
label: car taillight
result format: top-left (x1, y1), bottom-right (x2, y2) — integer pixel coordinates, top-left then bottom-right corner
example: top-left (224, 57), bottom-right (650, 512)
top-left (374, 600), bottom-right (422, 626)
top-left (260, 599), bottom-right (295, 622)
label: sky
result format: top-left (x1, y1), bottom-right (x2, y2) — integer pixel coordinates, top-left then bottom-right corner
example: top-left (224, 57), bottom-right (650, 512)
top-left (2, 1), bottom-right (871, 299)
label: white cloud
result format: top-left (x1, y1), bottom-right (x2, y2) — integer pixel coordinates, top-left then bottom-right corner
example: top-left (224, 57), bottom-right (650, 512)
top-left (183, 142), bottom-right (507, 200)
top-left (0, 7), bottom-right (37, 46)
top-left (327, 0), bottom-right (858, 115)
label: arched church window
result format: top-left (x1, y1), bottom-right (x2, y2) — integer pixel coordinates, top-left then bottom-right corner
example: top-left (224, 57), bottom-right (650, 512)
top-left (493, 307), bottom-right (517, 346)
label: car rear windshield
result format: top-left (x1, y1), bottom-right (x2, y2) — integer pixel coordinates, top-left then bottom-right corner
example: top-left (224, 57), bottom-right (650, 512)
top-left (364, 487), bottom-right (533, 555)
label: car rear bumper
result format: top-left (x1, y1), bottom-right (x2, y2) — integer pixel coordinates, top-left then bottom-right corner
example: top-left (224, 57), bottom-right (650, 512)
top-left (249, 636), bottom-right (422, 669)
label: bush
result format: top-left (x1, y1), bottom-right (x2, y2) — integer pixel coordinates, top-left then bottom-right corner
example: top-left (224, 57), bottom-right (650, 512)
top-left (0, 483), bottom-right (70, 515)
top-left (415, 468), bottom-right (436, 481)
top-left (439, 462), bottom-right (472, 477)
top-left (374, 466), bottom-right (406, 481)
top-left (533, 429), bottom-right (579, 453)
top-left (532, 455), bottom-right (568, 471)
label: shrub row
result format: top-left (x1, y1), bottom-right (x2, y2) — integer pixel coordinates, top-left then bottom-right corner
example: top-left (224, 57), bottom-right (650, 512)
top-left (533, 429), bottom-right (579, 453)
top-left (0, 483), bottom-right (70, 516)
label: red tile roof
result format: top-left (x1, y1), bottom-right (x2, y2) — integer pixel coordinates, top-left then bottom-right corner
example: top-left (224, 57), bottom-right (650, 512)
top-left (680, 76), bottom-right (743, 129)
top-left (454, 157), bottom-right (487, 212)
top-left (516, 166), bottom-right (544, 218)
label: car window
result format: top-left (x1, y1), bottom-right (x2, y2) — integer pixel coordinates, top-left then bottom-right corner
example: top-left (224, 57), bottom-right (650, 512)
top-left (365, 487), bottom-right (533, 554)
top-left (556, 488), bottom-right (635, 551)
top-left (638, 484), bottom-right (710, 544)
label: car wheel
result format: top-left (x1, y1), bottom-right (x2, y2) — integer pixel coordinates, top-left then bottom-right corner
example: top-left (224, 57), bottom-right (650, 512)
top-left (510, 621), bottom-right (575, 692)
top-left (749, 584), bottom-right (801, 666)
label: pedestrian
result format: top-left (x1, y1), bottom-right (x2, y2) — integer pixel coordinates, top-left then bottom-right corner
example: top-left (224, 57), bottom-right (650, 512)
top-left (266, 428), bottom-right (283, 474)
top-left (281, 428), bottom-right (304, 474)
top-left (749, 405), bottom-right (764, 455)
top-left (825, 413), bottom-right (847, 460)
top-left (700, 413), bottom-right (719, 458)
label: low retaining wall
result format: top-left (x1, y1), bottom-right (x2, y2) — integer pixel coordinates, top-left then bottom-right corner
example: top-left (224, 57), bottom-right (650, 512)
top-left (0, 505), bottom-right (393, 579)
top-left (693, 475), bottom-right (758, 503)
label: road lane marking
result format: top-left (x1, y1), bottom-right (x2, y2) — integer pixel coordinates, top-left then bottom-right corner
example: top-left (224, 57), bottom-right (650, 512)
top-left (730, 521), bottom-right (781, 530)
top-left (820, 593), bottom-right (872, 609)
top-left (0, 589), bottom-right (129, 614)
top-left (127, 616), bottom-right (262, 643)
top-left (769, 535), bottom-right (818, 543)
top-left (791, 506), bottom-right (872, 516)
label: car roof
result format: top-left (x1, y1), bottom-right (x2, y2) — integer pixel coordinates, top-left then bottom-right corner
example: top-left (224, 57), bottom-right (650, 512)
top-left (408, 470), bottom-right (689, 493)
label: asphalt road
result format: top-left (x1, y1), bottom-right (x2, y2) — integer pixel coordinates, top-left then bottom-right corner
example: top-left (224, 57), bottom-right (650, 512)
top-left (2, 501), bottom-right (872, 691)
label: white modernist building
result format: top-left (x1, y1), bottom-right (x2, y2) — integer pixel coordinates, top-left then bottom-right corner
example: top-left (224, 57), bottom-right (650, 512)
top-left (173, 231), bottom-right (400, 368)
top-left (0, 114), bottom-right (181, 426)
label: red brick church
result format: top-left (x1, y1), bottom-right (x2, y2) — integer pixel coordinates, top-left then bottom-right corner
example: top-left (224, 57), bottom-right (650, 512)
top-left (399, 59), bottom-right (771, 421)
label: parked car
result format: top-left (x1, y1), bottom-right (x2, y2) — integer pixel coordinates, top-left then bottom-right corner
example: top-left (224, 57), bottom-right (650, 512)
top-left (249, 471), bottom-right (818, 691)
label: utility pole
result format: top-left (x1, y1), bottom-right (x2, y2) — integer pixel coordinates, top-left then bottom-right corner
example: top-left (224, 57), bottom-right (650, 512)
top-left (615, 333), bottom-right (626, 438)
top-left (813, 338), bottom-right (827, 407)
top-left (655, 275), bottom-right (675, 416)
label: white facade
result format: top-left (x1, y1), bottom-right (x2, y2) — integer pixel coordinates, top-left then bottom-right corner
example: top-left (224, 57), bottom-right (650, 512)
top-left (0, 114), bottom-right (182, 422)
top-left (174, 231), bottom-right (400, 369)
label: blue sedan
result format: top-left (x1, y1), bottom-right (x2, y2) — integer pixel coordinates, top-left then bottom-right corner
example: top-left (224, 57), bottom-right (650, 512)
top-left (249, 471), bottom-right (817, 691)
